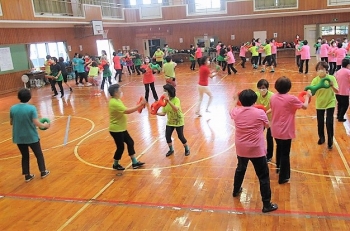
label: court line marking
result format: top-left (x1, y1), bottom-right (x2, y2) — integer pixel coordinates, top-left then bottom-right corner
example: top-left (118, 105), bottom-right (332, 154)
top-left (0, 116), bottom-right (95, 161)
top-left (3, 193), bottom-right (350, 221)
top-left (215, 73), bottom-right (229, 85)
top-left (57, 179), bottom-right (115, 231)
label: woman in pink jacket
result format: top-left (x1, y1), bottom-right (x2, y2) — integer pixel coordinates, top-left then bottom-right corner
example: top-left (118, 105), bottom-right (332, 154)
top-left (320, 39), bottom-right (329, 63)
top-left (335, 42), bottom-right (348, 71)
top-left (298, 40), bottom-right (310, 74)
top-left (226, 47), bottom-right (238, 75)
top-left (328, 41), bottom-right (337, 75)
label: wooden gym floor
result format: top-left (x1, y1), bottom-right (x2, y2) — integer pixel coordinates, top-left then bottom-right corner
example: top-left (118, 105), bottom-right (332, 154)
top-left (0, 57), bottom-right (350, 230)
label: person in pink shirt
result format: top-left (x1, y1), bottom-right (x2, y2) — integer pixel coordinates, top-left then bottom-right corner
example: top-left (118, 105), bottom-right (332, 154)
top-left (195, 43), bottom-right (203, 66)
top-left (298, 40), bottom-right (311, 74)
top-left (230, 89), bottom-right (278, 213)
top-left (215, 41), bottom-right (221, 62)
top-left (271, 38), bottom-right (278, 67)
top-left (320, 39), bottom-right (329, 63)
top-left (270, 76), bottom-right (311, 184)
top-left (335, 43), bottom-right (347, 71)
top-left (335, 58), bottom-right (350, 122)
top-left (256, 38), bottom-right (263, 65)
top-left (239, 43), bottom-right (248, 68)
top-left (226, 47), bottom-right (238, 75)
top-left (328, 41), bottom-right (337, 75)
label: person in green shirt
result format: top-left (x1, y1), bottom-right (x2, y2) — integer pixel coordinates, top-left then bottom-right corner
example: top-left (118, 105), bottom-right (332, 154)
top-left (260, 40), bottom-right (275, 73)
top-left (311, 61), bottom-right (339, 150)
top-left (162, 56), bottom-right (177, 87)
top-left (248, 42), bottom-right (259, 69)
top-left (10, 88), bottom-right (50, 182)
top-left (255, 79), bottom-right (274, 162)
top-left (132, 51), bottom-right (143, 75)
top-left (108, 84), bottom-right (146, 170)
top-left (152, 47), bottom-right (164, 73)
top-left (156, 84), bottom-right (190, 157)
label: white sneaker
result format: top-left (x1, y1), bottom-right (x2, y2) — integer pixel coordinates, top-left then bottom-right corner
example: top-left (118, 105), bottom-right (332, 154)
top-left (85, 83), bottom-right (92, 86)
top-left (78, 83), bottom-right (84, 87)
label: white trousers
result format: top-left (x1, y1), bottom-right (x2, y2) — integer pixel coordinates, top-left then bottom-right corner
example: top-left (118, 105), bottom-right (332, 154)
top-left (196, 85), bottom-right (213, 113)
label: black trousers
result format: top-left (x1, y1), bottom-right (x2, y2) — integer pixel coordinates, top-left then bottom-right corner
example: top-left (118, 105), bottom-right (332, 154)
top-left (135, 65), bottom-right (141, 75)
top-left (74, 70), bottom-right (79, 84)
top-left (197, 58), bottom-right (201, 66)
top-left (156, 61), bottom-right (163, 73)
top-left (296, 55), bottom-right (301, 67)
top-left (336, 95), bottom-right (349, 120)
top-left (271, 54), bottom-right (277, 67)
top-left (258, 53), bottom-right (262, 65)
top-left (299, 59), bottom-right (309, 74)
top-left (78, 72), bottom-right (88, 84)
top-left (233, 156), bottom-right (271, 206)
top-left (317, 108), bottom-right (335, 146)
top-left (51, 80), bottom-right (63, 95)
top-left (275, 138), bottom-right (292, 182)
top-left (144, 82), bottom-right (159, 102)
top-left (109, 131), bottom-right (135, 160)
top-left (262, 55), bottom-right (272, 66)
top-left (336, 65), bottom-right (342, 71)
top-left (165, 125), bottom-right (187, 144)
top-left (240, 57), bottom-right (246, 68)
top-left (114, 69), bottom-right (122, 82)
top-left (17, 141), bottom-right (46, 175)
top-left (321, 57), bottom-right (328, 63)
top-left (190, 60), bottom-right (196, 70)
top-left (252, 56), bottom-right (258, 66)
top-left (266, 128), bottom-right (274, 160)
top-left (329, 62), bottom-right (336, 75)
top-left (227, 63), bottom-right (237, 74)
top-left (100, 76), bottom-right (112, 90)
top-left (221, 61), bottom-right (227, 71)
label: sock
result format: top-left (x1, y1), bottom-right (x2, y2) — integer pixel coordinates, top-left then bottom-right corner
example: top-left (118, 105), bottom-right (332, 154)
top-left (131, 157), bottom-right (138, 164)
top-left (169, 145), bottom-right (174, 152)
top-left (184, 145), bottom-right (189, 151)
top-left (114, 160), bottom-right (119, 166)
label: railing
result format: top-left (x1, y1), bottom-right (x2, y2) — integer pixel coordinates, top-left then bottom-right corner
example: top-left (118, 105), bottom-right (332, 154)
top-left (32, 0), bottom-right (123, 18)
top-left (254, 0), bottom-right (297, 11)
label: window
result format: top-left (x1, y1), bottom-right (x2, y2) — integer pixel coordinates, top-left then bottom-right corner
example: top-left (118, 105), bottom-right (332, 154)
top-left (143, 0), bottom-right (151, 4)
top-left (130, 0), bottom-right (136, 5)
top-left (0, 2), bottom-right (3, 16)
top-left (254, 0), bottom-right (297, 10)
top-left (321, 25), bottom-right (349, 36)
top-left (30, 42), bottom-right (69, 68)
top-left (328, 0), bottom-right (350, 6)
top-left (187, 0), bottom-right (224, 14)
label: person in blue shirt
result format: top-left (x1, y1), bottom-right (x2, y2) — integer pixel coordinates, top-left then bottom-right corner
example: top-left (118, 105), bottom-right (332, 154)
top-left (10, 88), bottom-right (50, 182)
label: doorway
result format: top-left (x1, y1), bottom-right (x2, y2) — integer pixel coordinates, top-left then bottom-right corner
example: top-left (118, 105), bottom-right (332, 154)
top-left (96, 39), bottom-right (115, 63)
top-left (304, 25), bottom-right (317, 57)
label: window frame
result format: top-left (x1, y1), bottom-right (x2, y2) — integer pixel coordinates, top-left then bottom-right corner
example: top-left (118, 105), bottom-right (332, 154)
top-left (327, 0), bottom-right (350, 6)
top-left (253, 0), bottom-right (298, 11)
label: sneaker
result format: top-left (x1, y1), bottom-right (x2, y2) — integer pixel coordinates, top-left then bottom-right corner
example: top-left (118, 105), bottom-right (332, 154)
top-left (185, 148), bottom-right (190, 156)
top-left (41, 170), bottom-right (50, 179)
top-left (262, 203), bottom-right (278, 213)
top-left (270, 69), bottom-right (275, 73)
top-left (132, 161), bottom-right (145, 169)
top-left (85, 83), bottom-right (92, 86)
top-left (195, 112), bottom-right (202, 117)
top-left (25, 174), bottom-right (35, 182)
top-left (232, 187), bottom-right (243, 197)
top-left (338, 118), bottom-right (346, 122)
top-left (166, 150), bottom-right (174, 157)
top-left (260, 69), bottom-right (265, 73)
top-left (78, 83), bottom-right (84, 87)
top-left (112, 164), bottom-right (125, 170)
top-left (317, 137), bottom-right (325, 145)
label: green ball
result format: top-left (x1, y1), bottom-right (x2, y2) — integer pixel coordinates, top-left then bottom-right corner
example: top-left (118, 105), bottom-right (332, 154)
top-left (39, 118), bottom-right (50, 130)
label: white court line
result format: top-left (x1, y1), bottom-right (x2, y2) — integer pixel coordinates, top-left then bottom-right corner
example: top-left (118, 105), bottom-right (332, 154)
top-left (57, 179), bottom-right (115, 231)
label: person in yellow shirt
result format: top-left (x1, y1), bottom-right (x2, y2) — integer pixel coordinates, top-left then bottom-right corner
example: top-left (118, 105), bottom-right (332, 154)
top-left (152, 47), bottom-right (164, 73)
top-left (260, 40), bottom-right (275, 73)
top-left (108, 84), bottom-right (146, 170)
top-left (248, 42), bottom-right (259, 69)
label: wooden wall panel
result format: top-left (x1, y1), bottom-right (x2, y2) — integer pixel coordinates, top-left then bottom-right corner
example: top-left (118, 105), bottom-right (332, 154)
top-left (0, 71), bottom-right (27, 94)
top-left (83, 5), bottom-right (102, 21)
top-left (124, 8), bottom-right (137, 22)
top-left (162, 6), bottom-right (187, 21)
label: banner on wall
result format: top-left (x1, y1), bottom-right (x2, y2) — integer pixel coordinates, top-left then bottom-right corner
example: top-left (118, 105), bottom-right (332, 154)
top-left (0, 47), bottom-right (14, 71)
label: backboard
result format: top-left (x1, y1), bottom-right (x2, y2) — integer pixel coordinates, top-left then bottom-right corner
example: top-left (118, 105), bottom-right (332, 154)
top-left (92, 20), bottom-right (104, 35)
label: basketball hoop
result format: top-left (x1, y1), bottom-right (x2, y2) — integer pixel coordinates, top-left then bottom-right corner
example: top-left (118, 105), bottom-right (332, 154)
top-left (100, 30), bottom-right (108, 39)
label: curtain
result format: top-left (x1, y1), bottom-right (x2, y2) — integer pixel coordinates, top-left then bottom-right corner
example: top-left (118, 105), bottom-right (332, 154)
top-left (26, 44), bottom-right (34, 70)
